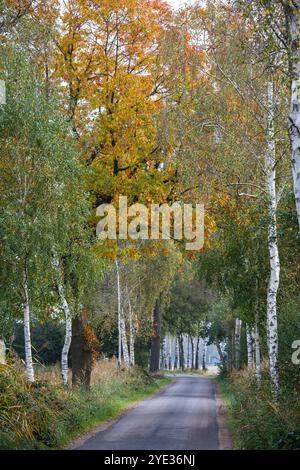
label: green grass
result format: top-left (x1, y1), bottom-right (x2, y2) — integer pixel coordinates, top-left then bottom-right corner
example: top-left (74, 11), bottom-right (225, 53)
top-left (216, 370), bottom-right (300, 450)
top-left (215, 374), bottom-right (240, 449)
top-left (59, 375), bottom-right (171, 449)
top-left (0, 362), bottom-right (172, 450)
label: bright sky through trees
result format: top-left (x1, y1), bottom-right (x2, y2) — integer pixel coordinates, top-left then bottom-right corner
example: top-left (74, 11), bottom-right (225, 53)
top-left (167, 0), bottom-right (195, 10)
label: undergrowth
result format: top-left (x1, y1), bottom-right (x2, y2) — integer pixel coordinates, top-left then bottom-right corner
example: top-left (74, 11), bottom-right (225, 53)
top-left (217, 362), bottom-right (300, 450)
top-left (0, 359), bottom-right (170, 450)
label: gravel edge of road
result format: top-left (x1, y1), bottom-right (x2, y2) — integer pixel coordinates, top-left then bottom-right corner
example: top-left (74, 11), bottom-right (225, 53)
top-left (64, 378), bottom-right (176, 450)
top-left (214, 380), bottom-right (233, 450)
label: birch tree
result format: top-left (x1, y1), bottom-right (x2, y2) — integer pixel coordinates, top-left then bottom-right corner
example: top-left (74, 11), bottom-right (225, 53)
top-left (284, 2), bottom-right (300, 230)
top-left (115, 259), bottom-right (122, 367)
top-left (246, 325), bottom-right (254, 369)
top-left (265, 81), bottom-right (280, 391)
top-left (234, 318), bottom-right (242, 370)
top-left (127, 288), bottom-right (135, 367)
top-left (52, 254), bottom-right (72, 386)
top-left (0, 49), bottom-right (90, 382)
top-left (22, 263), bottom-right (34, 382)
top-left (120, 310), bottom-right (130, 369)
top-left (202, 339), bottom-right (207, 371)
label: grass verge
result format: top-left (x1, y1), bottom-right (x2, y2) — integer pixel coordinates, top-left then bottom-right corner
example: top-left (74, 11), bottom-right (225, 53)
top-left (216, 368), bottom-right (300, 450)
top-left (215, 374), bottom-right (239, 449)
top-left (0, 360), bottom-right (172, 450)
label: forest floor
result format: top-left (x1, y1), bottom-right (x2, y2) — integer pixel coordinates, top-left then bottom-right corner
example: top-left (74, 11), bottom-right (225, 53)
top-left (0, 360), bottom-right (171, 450)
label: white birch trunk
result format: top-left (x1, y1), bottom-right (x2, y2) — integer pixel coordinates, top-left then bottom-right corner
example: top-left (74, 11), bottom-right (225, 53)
top-left (120, 310), bottom-right (130, 368)
top-left (128, 293), bottom-right (135, 367)
top-left (115, 259), bottom-right (122, 366)
top-left (187, 335), bottom-right (190, 369)
top-left (22, 268), bottom-right (34, 382)
top-left (246, 325), bottom-right (254, 369)
top-left (52, 254), bottom-right (72, 386)
top-left (0, 339), bottom-right (6, 364)
top-left (254, 277), bottom-right (262, 385)
top-left (162, 336), bottom-right (167, 369)
top-left (234, 318), bottom-right (242, 369)
top-left (61, 313), bottom-right (72, 385)
top-left (266, 81), bottom-right (280, 392)
top-left (254, 322), bottom-right (261, 385)
top-left (287, 1), bottom-right (300, 231)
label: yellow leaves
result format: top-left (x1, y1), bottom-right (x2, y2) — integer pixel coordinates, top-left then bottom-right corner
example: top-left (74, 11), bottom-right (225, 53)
top-left (227, 91), bottom-right (240, 113)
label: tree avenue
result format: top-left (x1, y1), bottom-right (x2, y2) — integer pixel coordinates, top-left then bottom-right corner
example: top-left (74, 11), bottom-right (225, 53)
top-left (1, 0), bottom-right (300, 451)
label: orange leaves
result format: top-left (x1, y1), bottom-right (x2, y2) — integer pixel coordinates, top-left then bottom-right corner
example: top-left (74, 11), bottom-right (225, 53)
top-left (54, 1), bottom-right (170, 187)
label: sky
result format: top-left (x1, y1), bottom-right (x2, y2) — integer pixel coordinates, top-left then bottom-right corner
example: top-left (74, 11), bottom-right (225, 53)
top-left (167, 0), bottom-right (196, 10)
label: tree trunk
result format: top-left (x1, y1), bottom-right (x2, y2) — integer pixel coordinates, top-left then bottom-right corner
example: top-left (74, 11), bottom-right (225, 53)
top-left (70, 310), bottom-right (93, 389)
top-left (168, 336), bottom-right (172, 370)
top-left (234, 318), bottom-right (242, 370)
top-left (254, 282), bottom-right (262, 385)
top-left (195, 336), bottom-right (200, 370)
top-left (178, 333), bottom-right (184, 370)
top-left (149, 298), bottom-right (161, 373)
top-left (0, 339), bottom-right (6, 365)
top-left (115, 259), bottom-right (122, 366)
top-left (266, 80), bottom-right (280, 393)
top-left (22, 267), bottom-right (34, 383)
top-left (61, 308), bottom-right (72, 386)
top-left (189, 335), bottom-right (194, 369)
top-left (216, 341), bottom-right (225, 369)
top-left (202, 339), bottom-right (207, 371)
top-left (162, 336), bottom-right (167, 369)
top-left (286, 1), bottom-right (300, 231)
top-left (128, 298), bottom-right (135, 367)
top-left (120, 311), bottom-right (130, 368)
top-left (246, 325), bottom-right (254, 369)
top-left (174, 335), bottom-right (179, 369)
top-left (254, 322), bottom-right (261, 381)
top-left (52, 253), bottom-right (72, 386)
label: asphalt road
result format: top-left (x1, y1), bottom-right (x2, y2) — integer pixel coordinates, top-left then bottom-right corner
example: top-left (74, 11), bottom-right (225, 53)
top-left (75, 376), bottom-right (220, 450)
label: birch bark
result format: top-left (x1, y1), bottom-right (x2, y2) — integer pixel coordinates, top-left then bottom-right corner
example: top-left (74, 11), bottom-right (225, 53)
top-left (115, 259), bottom-right (122, 366)
top-left (266, 81), bottom-right (280, 392)
top-left (127, 288), bottom-right (135, 366)
top-left (52, 254), bottom-right (72, 385)
top-left (120, 311), bottom-right (130, 368)
top-left (216, 341), bottom-right (225, 369)
top-left (149, 299), bottom-right (161, 372)
top-left (22, 266), bottom-right (34, 383)
top-left (254, 276), bottom-right (262, 385)
top-left (285, 1), bottom-right (300, 231)
top-left (234, 318), bottom-right (242, 370)
top-left (246, 325), bottom-right (254, 369)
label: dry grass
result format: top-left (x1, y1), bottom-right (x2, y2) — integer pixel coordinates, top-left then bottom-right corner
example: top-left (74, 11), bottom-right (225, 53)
top-left (0, 357), bottom-right (170, 450)
top-left (218, 361), bottom-right (300, 449)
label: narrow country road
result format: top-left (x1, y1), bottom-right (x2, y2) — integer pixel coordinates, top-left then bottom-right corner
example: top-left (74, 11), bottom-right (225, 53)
top-left (74, 376), bottom-right (228, 450)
